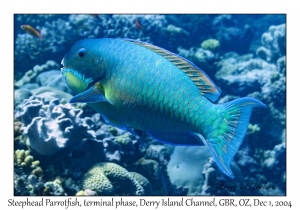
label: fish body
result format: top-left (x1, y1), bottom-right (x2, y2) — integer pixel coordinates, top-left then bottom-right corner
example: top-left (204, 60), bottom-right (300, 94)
top-left (21, 25), bottom-right (42, 39)
top-left (61, 38), bottom-right (266, 178)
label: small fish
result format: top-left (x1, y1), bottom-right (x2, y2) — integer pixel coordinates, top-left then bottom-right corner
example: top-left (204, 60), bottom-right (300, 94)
top-left (90, 14), bottom-right (113, 19)
top-left (21, 25), bottom-right (42, 40)
top-left (135, 18), bottom-right (143, 29)
top-left (90, 14), bottom-right (99, 18)
top-left (61, 38), bottom-right (266, 178)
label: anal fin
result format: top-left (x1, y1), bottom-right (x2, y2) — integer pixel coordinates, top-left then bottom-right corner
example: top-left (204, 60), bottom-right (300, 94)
top-left (102, 115), bottom-right (136, 135)
top-left (147, 131), bottom-right (205, 146)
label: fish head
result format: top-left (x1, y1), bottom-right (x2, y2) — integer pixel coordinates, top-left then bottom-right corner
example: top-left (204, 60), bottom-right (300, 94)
top-left (20, 25), bottom-right (28, 31)
top-left (61, 39), bottom-right (106, 95)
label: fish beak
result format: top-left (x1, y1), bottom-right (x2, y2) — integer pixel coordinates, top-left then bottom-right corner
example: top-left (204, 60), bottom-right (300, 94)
top-left (61, 58), bottom-right (65, 71)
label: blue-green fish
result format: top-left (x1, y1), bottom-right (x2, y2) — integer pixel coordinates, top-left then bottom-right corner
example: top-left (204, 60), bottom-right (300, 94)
top-left (61, 38), bottom-right (266, 178)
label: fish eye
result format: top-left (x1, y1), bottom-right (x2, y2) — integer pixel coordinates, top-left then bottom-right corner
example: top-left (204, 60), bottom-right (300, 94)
top-left (78, 48), bottom-right (86, 58)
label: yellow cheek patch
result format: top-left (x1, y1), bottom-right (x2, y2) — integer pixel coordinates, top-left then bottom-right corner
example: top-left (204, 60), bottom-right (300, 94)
top-left (63, 70), bottom-right (92, 94)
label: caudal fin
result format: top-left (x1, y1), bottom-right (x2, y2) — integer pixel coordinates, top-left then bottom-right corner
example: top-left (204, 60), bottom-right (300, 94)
top-left (205, 97), bottom-right (266, 178)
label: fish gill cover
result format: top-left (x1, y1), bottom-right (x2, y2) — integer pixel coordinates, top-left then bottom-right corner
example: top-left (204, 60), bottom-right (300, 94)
top-left (14, 14), bottom-right (286, 196)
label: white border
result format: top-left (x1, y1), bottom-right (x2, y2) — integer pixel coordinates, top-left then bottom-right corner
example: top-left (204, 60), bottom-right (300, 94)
top-left (2, 0), bottom-right (298, 209)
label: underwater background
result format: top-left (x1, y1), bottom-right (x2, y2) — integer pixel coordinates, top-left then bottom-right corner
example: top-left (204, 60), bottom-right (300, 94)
top-left (14, 14), bottom-right (286, 196)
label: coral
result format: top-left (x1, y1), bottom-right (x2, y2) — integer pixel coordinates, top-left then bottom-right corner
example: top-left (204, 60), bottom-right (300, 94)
top-left (36, 70), bottom-right (72, 94)
top-left (68, 116), bottom-right (126, 171)
top-left (69, 139), bottom-right (105, 171)
top-left (259, 24), bottom-right (286, 62)
top-left (31, 167), bottom-right (43, 177)
top-left (145, 144), bottom-right (170, 165)
top-left (256, 46), bottom-right (272, 62)
top-left (84, 189), bottom-right (98, 196)
top-left (20, 83), bottom-right (40, 91)
top-left (14, 119), bottom-right (23, 137)
top-left (130, 172), bottom-right (153, 195)
top-left (200, 158), bottom-right (243, 195)
top-left (235, 148), bottom-right (261, 176)
top-left (165, 14), bottom-right (213, 48)
top-left (15, 96), bottom-right (96, 156)
top-left (14, 171), bottom-right (45, 196)
top-left (201, 39), bottom-right (220, 52)
top-left (69, 136), bottom-right (125, 172)
top-left (14, 149), bottom-right (40, 169)
top-left (15, 60), bottom-right (59, 87)
top-left (247, 123), bottom-right (261, 135)
top-left (212, 14), bottom-right (254, 54)
top-left (44, 178), bottom-right (67, 196)
top-left (14, 89), bottom-right (32, 109)
top-left (31, 86), bottom-right (73, 103)
top-left (75, 190), bottom-right (85, 196)
top-left (15, 149), bottom-right (26, 166)
top-left (167, 146), bottom-right (211, 195)
top-left (103, 137), bottom-right (122, 162)
top-left (159, 24), bottom-right (189, 51)
top-left (82, 162), bottom-right (145, 195)
top-left (215, 53), bottom-right (280, 96)
top-left (75, 189), bottom-right (97, 196)
top-left (114, 133), bottom-right (143, 164)
top-left (261, 74), bottom-right (286, 106)
top-left (62, 177), bottom-right (81, 195)
top-left (15, 14), bottom-right (67, 28)
top-left (249, 15), bottom-right (285, 49)
top-left (129, 157), bottom-right (168, 195)
top-left (277, 56), bottom-right (286, 75)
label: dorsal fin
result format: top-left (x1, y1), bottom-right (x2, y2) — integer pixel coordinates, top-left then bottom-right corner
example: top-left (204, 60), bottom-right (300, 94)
top-left (122, 38), bottom-right (221, 102)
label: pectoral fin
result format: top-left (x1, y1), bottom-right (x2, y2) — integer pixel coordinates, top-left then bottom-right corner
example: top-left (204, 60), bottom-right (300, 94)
top-left (70, 82), bottom-right (111, 104)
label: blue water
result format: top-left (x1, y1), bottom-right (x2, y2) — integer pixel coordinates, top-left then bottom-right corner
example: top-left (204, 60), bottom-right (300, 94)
top-left (14, 14), bottom-right (286, 196)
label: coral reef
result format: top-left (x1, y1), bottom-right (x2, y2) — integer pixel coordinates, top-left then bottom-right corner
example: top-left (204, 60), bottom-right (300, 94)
top-left (15, 60), bottom-right (60, 87)
top-left (36, 70), bottom-right (72, 94)
top-left (81, 162), bottom-right (146, 195)
top-left (215, 53), bottom-right (278, 96)
top-left (258, 24), bottom-right (286, 62)
top-left (15, 96), bottom-right (96, 156)
top-left (212, 14), bottom-right (254, 54)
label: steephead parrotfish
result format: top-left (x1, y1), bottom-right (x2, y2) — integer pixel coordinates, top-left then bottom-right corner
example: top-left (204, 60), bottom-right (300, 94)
top-left (61, 38), bottom-right (266, 178)
top-left (21, 25), bottom-right (42, 40)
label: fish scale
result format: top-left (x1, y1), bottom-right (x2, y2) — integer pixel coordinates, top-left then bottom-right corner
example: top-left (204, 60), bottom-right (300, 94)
top-left (62, 38), bottom-right (266, 178)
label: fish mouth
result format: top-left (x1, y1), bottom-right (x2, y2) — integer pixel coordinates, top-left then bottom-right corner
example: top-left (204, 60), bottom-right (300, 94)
top-left (60, 58), bottom-right (65, 71)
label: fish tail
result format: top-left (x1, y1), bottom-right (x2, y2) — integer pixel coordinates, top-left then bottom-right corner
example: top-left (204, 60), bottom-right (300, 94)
top-left (204, 97), bottom-right (266, 178)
